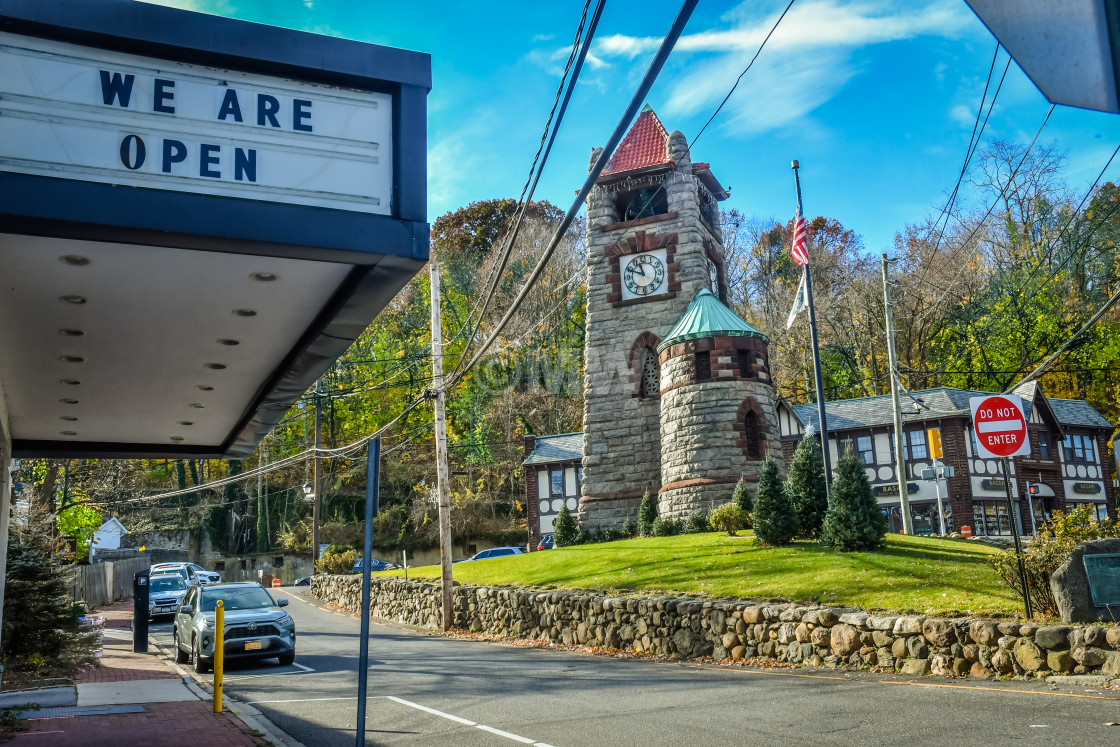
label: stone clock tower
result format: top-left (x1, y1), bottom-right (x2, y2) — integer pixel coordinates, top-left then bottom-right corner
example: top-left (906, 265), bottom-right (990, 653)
top-left (579, 106), bottom-right (734, 529)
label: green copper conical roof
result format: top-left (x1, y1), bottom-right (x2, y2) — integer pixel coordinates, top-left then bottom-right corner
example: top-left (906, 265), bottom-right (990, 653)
top-left (657, 288), bottom-right (768, 352)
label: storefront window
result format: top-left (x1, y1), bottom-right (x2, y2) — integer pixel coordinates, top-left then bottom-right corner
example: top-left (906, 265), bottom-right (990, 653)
top-left (973, 500), bottom-right (1012, 536)
top-left (911, 504), bottom-right (937, 536)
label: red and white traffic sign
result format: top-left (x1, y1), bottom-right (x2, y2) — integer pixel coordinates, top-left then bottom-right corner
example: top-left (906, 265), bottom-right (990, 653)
top-left (969, 394), bottom-right (1030, 459)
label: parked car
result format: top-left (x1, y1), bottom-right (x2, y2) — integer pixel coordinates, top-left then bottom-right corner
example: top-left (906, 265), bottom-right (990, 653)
top-left (152, 562), bottom-right (221, 585)
top-left (536, 534), bottom-right (554, 551)
top-left (186, 563), bottom-right (221, 584)
top-left (462, 546), bottom-right (524, 561)
top-left (148, 574), bottom-right (189, 619)
top-left (172, 582), bottom-right (295, 673)
top-left (351, 558), bottom-right (399, 574)
top-left (294, 577), bottom-right (310, 586)
top-left (150, 563), bottom-right (201, 587)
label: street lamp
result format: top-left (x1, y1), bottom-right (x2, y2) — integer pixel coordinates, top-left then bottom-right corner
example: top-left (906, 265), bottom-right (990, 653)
top-left (301, 482), bottom-right (315, 503)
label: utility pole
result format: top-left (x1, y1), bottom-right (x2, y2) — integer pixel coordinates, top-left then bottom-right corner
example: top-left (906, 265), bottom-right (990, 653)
top-left (882, 254), bottom-right (913, 535)
top-left (312, 379), bottom-right (322, 565)
top-left (430, 262), bottom-right (454, 631)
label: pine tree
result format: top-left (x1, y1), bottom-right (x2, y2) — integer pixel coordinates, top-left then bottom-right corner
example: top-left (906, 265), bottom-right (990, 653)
top-left (785, 433), bottom-right (829, 539)
top-left (752, 459), bottom-right (797, 546)
top-left (732, 478), bottom-right (753, 527)
top-left (553, 504), bottom-right (580, 547)
top-left (820, 448), bottom-right (888, 552)
top-left (637, 489), bottom-right (657, 537)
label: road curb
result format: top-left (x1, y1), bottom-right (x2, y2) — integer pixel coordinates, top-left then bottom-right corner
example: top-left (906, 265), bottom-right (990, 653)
top-left (151, 638), bottom-right (305, 747)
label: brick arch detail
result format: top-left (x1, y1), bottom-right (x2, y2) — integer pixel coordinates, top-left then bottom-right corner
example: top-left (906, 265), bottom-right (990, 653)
top-left (735, 396), bottom-right (771, 460)
top-left (628, 331), bottom-right (662, 399)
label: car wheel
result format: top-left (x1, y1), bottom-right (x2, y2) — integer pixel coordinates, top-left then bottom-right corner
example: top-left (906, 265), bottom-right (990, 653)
top-left (174, 628), bottom-right (189, 664)
top-left (192, 636), bottom-right (210, 674)
top-left (277, 649), bottom-right (295, 666)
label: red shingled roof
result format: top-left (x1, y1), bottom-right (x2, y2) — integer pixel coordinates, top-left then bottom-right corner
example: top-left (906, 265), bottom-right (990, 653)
top-left (604, 106), bottom-right (670, 175)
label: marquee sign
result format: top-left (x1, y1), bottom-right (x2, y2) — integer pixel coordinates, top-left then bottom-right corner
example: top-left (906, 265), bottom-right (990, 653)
top-left (0, 31), bottom-right (392, 215)
top-left (0, 0), bottom-right (430, 459)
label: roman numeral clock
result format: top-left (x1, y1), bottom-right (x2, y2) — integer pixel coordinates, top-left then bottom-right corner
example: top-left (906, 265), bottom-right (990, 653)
top-left (621, 250), bottom-right (668, 299)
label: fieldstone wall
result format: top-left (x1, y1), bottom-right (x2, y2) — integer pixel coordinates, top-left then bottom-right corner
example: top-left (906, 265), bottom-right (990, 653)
top-left (312, 575), bottom-right (1120, 681)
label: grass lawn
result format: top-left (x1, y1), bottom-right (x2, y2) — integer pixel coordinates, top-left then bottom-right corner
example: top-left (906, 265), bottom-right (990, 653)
top-left (381, 533), bottom-right (1023, 618)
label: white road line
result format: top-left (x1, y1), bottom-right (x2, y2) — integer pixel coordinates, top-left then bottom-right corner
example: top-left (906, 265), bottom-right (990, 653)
top-left (474, 724), bottom-right (536, 744)
top-left (385, 696), bottom-right (552, 746)
top-left (385, 696), bottom-right (476, 726)
top-left (250, 696), bottom-right (357, 704)
top-left (291, 663), bottom-right (315, 673)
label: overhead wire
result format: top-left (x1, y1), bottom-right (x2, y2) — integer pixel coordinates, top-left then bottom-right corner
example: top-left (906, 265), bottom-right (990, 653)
top-left (447, 0), bottom-right (603, 384)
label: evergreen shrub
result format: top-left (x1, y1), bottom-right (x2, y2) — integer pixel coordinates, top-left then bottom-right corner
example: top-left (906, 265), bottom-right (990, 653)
top-left (786, 434), bottom-right (829, 539)
top-left (553, 504), bottom-right (580, 547)
top-left (820, 449), bottom-right (888, 552)
top-left (638, 490), bottom-right (658, 536)
top-left (685, 508), bottom-right (711, 534)
top-left (732, 478), bottom-right (753, 527)
top-left (651, 517), bottom-right (682, 537)
top-left (752, 459), bottom-right (797, 546)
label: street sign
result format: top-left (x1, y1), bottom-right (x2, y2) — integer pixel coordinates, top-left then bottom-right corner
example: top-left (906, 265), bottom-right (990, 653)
top-left (969, 394), bottom-right (1030, 459)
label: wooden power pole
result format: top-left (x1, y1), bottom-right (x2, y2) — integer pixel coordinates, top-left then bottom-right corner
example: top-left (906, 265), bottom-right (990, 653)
top-left (312, 380), bottom-right (322, 565)
top-left (881, 254), bottom-right (913, 535)
top-left (429, 262), bottom-right (454, 630)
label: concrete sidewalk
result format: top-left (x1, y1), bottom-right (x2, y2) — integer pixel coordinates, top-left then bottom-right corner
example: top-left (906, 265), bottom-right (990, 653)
top-left (10, 600), bottom-right (266, 746)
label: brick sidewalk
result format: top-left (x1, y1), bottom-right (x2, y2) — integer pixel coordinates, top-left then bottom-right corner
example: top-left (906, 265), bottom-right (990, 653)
top-left (16, 701), bottom-right (261, 746)
top-left (23, 599), bottom-right (265, 746)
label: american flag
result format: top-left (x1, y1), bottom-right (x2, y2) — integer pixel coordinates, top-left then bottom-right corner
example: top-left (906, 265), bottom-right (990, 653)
top-left (790, 203), bottom-right (809, 266)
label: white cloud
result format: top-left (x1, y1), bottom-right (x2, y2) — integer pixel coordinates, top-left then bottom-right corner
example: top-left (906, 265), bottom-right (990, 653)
top-left (577, 0), bottom-right (975, 136)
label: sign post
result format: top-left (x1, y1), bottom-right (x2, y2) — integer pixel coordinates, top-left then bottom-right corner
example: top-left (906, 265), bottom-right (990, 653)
top-left (970, 395), bottom-right (1033, 619)
top-left (927, 428), bottom-right (948, 535)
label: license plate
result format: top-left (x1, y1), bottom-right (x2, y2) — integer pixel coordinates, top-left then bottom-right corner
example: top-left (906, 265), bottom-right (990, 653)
top-left (156, 607), bottom-right (171, 613)
top-left (244, 640), bottom-right (263, 651)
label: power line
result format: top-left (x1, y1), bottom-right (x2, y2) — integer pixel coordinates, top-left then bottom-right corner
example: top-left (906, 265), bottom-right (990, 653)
top-left (449, 0), bottom-right (603, 382)
top-left (1006, 284), bottom-right (1120, 392)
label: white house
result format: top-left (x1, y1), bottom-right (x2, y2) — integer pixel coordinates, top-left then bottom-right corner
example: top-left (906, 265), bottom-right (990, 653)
top-left (89, 517), bottom-right (128, 560)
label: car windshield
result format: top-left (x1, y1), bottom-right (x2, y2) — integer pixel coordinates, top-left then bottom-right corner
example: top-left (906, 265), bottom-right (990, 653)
top-left (200, 586), bottom-right (276, 612)
top-left (153, 568), bottom-right (188, 580)
top-left (150, 576), bottom-right (186, 593)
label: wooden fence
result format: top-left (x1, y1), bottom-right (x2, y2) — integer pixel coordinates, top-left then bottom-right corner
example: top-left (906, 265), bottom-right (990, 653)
top-left (69, 556), bottom-right (151, 609)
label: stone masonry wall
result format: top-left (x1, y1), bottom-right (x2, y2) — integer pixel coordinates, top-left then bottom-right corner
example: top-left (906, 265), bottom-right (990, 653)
top-left (312, 575), bottom-right (1120, 681)
top-left (581, 157), bottom-right (724, 530)
top-left (659, 355), bottom-right (781, 518)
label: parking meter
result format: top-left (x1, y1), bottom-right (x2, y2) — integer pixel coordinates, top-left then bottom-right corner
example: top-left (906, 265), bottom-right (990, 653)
top-left (133, 570), bottom-right (149, 653)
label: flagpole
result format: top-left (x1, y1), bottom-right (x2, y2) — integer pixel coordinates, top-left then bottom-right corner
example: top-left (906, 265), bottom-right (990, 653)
top-left (792, 160), bottom-right (833, 492)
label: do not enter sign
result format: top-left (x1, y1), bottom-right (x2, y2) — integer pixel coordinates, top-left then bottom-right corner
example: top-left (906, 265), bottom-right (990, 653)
top-left (969, 394), bottom-right (1031, 459)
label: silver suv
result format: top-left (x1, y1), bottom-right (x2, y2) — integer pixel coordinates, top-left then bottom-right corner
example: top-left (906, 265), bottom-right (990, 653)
top-left (173, 582), bottom-right (295, 673)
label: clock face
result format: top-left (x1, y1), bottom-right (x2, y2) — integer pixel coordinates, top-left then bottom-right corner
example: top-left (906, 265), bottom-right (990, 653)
top-left (624, 253), bottom-right (667, 296)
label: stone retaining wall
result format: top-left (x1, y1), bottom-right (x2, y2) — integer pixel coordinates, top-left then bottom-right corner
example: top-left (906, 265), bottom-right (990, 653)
top-left (312, 575), bottom-right (1120, 680)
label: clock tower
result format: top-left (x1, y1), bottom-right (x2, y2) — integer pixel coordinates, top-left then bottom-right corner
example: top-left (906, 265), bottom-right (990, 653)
top-left (579, 106), bottom-right (731, 530)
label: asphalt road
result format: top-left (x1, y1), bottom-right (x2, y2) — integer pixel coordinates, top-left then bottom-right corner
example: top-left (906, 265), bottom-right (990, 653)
top-left (150, 587), bottom-right (1120, 747)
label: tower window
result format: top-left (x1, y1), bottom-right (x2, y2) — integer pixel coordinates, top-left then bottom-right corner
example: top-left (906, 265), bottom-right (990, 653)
top-left (708, 259), bottom-right (719, 294)
top-left (737, 350), bottom-right (752, 378)
top-left (694, 351), bottom-right (711, 382)
top-left (617, 186), bottom-right (668, 222)
top-left (744, 412), bottom-right (762, 459)
top-left (641, 348), bottom-right (660, 398)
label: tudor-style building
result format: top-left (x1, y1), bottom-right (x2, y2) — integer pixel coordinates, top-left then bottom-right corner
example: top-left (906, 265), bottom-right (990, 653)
top-left (776, 382), bottom-right (1116, 536)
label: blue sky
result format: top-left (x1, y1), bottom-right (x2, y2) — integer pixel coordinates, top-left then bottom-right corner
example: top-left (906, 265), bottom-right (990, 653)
top-left (140, 0), bottom-right (1120, 253)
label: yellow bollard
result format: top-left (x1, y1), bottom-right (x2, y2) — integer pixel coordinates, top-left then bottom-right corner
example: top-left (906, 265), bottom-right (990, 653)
top-left (213, 600), bottom-right (224, 713)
